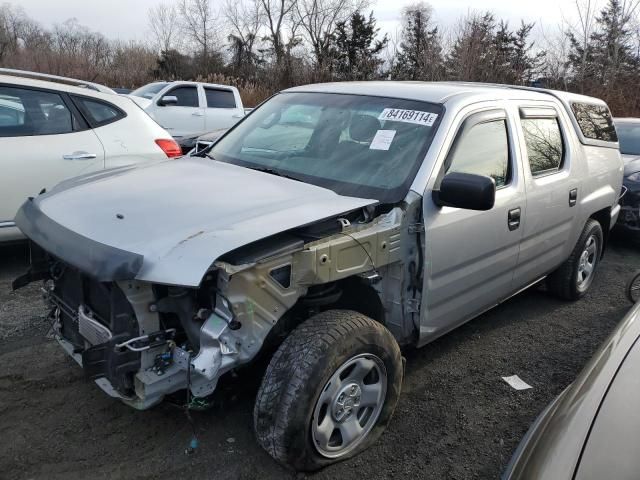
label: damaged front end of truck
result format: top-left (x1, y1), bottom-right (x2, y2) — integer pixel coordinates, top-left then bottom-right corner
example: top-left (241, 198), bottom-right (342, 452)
top-left (13, 163), bottom-right (423, 410)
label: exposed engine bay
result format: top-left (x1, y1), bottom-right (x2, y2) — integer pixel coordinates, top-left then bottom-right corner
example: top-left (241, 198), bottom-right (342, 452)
top-left (18, 195), bottom-right (423, 409)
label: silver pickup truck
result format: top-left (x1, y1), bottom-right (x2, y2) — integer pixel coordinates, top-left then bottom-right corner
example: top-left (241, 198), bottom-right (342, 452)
top-left (14, 82), bottom-right (623, 471)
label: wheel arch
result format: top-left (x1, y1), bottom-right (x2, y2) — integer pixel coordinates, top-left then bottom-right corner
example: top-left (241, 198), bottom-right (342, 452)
top-left (258, 277), bottom-right (387, 356)
top-left (589, 206), bottom-right (611, 258)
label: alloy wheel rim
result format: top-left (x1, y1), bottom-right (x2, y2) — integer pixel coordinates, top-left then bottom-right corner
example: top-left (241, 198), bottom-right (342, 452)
top-left (311, 353), bottom-right (387, 459)
top-left (577, 234), bottom-right (598, 290)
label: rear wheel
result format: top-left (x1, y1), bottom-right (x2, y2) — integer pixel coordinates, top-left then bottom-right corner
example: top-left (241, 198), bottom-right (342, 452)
top-left (547, 219), bottom-right (603, 300)
top-left (253, 309), bottom-right (402, 471)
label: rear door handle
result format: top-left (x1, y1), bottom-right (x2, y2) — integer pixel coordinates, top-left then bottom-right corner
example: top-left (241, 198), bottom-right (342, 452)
top-left (569, 188), bottom-right (578, 207)
top-left (63, 152), bottom-right (97, 160)
top-left (508, 207), bottom-right (521, 231)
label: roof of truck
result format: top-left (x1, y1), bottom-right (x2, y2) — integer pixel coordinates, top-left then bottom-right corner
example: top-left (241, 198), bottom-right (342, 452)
top-left (285, 81), bottom-right (607, 107)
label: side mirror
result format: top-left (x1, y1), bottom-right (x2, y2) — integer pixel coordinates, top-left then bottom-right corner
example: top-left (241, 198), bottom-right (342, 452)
top-left (158, 95), bottom-right (178, 106)
top-left (434, 172), bottom-right (496, 210)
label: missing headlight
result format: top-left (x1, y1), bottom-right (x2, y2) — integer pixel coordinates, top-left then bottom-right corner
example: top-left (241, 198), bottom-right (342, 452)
top-left (270, 264), bottom-right (292, 289)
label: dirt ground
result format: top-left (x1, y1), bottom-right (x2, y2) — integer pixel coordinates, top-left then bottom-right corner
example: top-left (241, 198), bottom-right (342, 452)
top-left (1, 237), bottom-right (639, 480)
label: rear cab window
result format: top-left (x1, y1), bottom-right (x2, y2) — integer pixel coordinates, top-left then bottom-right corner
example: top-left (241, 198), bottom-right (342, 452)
top-left (0, 85), bottom-right (81, 137)
top-left (519, 107), bottom-right (565, 177)
top-left (205, 88), bottom-right (236, 108)
top-left (571, 102), bottom-right (618, 142)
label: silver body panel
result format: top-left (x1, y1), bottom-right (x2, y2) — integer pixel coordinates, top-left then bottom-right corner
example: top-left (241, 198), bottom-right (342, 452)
top-left (18, 81), bottom-right (624, 408)
top-left (31, 157), bottom-right (376, 286)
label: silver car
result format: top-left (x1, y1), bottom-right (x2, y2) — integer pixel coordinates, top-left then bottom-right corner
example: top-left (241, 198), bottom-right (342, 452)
top-left (503, 298), bottom-right (640, 480)
top-left (14, 82), bottom-right (623, 470)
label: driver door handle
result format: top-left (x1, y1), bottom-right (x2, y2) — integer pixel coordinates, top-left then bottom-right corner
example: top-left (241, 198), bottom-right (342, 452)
top-left (192, 111), bottom-right (204, 117)
top-left (508, 207), bottom-right (521, 231)
top-left (63, 151), bottom-right (97, 160)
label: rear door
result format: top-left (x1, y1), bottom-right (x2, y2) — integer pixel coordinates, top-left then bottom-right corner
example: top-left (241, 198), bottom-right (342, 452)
top-left (151, 84), bottom-right (204, 138)
top-left (203, 86), bottom-right (243, 130)
top-left (0, 84), bottom-right (104, 232)
top-left (420, 104), bottom-right (526, 342)
top-left (512, 103), bottom-right (578, 289)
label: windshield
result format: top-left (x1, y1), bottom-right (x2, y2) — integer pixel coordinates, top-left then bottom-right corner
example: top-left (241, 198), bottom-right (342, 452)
top-left (130, 82), bottom-right (168, 99)
top-left (210, 92), bottom-right (443, 202)
top-left (616, 122), bottom-right (640, 156)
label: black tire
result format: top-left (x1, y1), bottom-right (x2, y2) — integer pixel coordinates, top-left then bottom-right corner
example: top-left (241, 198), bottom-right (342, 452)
top-left (253, 309), bottom-right (403, 471)
top-left (547, 219), bottom-right (603, 300)
top-left (626, 271), bottom-right (640, 303)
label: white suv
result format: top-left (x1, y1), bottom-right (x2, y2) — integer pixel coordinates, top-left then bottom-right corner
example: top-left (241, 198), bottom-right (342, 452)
top-left (0, 70), bottom-right (181, 242)
top-left (128, 81), bottom-right (245, 140)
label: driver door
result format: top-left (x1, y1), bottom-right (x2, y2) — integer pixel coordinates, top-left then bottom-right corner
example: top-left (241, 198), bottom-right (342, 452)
top-left (419, 107), bottom-right (526, 343)
top-left (152, 85), bottom-right (205, 139)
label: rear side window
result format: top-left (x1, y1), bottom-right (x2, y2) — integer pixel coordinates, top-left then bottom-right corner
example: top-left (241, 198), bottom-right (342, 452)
top-left (0, 86), bottom-right (75, 137)
top-left (166, 86), bottom-right (199, 107)
top-left (205, 88), bottom-right (236, 108)
top-left (571, 102), bottom-right (618, 142)
top-left (446, 120), bottom-right (510, 188)
top-left (521, 118), bottom-right (565, 176)
top-left (73, 97), bottom-right (125, 127)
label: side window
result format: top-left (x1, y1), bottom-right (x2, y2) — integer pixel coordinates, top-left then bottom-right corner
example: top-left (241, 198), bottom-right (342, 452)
top-left (521, 117), bottom-right (564, 176)
top-left (166, 86), bottom-right (199, 107)
top-left (0, 86), bottom-right (74, 137)
top-left (204, 88), bottom-right (236, 108)
top-left (446, 119), bottom-right (510, 188)
top-left (73, 96), bottom-right (124, 127)
top-left (571, 102), bottom-right (618, 142)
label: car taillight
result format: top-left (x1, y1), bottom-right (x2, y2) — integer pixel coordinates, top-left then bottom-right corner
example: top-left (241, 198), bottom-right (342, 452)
top-left (155, 139), bottom-right (182, 158)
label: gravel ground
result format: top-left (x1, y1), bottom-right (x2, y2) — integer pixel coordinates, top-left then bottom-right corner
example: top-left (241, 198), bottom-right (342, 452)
top-left (1, 238), bottom-right (639, 480)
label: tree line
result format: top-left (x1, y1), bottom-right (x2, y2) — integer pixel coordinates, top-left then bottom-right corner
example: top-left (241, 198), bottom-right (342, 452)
top-left (0, 0), bottom-right (639, 114)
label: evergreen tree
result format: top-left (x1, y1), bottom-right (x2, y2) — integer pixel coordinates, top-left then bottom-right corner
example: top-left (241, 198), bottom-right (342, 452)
top-left (567, 0), bottom-right (640, 112)
top-left (445, 13), bottom-right (543, 85)
top-left (445, 12), bottom-right (496, 81)
top-left (331, 12), bottom-right (388, 81)
top-left (391, 2), bottom-right (444, 81)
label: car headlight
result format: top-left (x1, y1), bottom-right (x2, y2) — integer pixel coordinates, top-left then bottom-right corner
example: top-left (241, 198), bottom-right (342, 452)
top-left (628, 172), bottom-right (640, 182)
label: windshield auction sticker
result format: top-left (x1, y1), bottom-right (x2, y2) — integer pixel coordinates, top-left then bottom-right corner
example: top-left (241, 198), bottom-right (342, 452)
top-left (378, 108), bottom-right (439, 126)
top-left (370, 130), bottom-right (396, 150)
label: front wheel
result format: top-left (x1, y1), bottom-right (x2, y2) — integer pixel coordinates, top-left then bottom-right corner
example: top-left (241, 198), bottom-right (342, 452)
top-left (547, 219), bottom-right (603, 300)
top-left (253, 310), bottom-right (403, 471)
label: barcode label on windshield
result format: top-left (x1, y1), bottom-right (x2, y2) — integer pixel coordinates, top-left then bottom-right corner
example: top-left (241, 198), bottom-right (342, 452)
top-left (378, 108), bottom-right (438, 126)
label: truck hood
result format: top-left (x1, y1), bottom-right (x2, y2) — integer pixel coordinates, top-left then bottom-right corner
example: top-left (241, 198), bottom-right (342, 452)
top-left (126, 95), bottom-right (152, 110)
top-left (16, 158), bottom-right (376, 286)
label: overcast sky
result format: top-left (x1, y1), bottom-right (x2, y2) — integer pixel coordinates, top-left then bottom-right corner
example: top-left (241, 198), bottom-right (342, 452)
top-left (15, 0), bottom-right (582, 43)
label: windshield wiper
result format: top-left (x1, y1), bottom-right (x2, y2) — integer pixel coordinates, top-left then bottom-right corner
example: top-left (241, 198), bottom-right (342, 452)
top-left (246, 166), bottom-right (302, 182)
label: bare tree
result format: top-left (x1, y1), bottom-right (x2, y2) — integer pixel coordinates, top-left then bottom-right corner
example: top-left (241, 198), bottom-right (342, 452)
top-left (539, 21), bottom-right (571, 89)
top-left (148, 2), bottom-right (181, 53)
top-left (566, 0), bottom-right (598, 92)
top-left (224, 0), bottom-right (261, 72)
top-left (294, 0), bottom-right (368, 70)
top-left (178, 0), bottom-right (218, 60)
top-left (0, 3), bottom-right (30, 62)
top-left (260, 0), bottom-right (297, 65)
